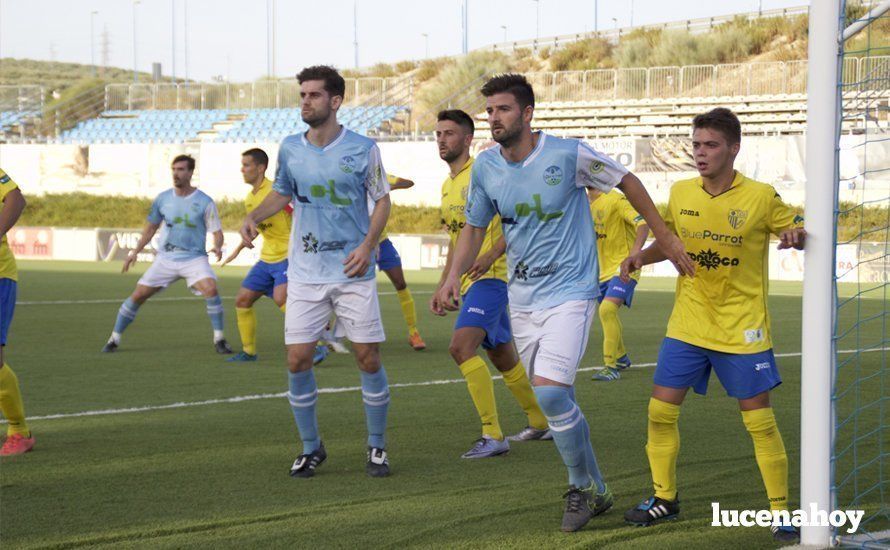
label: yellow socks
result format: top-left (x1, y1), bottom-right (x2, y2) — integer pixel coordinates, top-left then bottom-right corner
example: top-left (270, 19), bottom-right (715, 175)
top-left (458, 356), bottom-right (503, 440)
top-left (742, 407), bottom-right (789, 511)
top-left (235, 307), bottom-right (257, 355)
top-left (646, 397), bottom-right (680, 501)
top-left (0, 364), bottom-right (29, 437)
top-left (501, 362), bottom-right (548, 431)
top-left (598, 300), bottom-right (624, 368)
top-left (397, 288), bottom-right (418, 336)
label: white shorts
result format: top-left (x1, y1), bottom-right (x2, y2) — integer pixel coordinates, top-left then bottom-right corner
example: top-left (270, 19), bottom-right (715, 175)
top-left (284, 279), bottom-right (385, 345)
top-left (511, 299), bottom-right (596, 386)
top-left (138, 255), bottom-right (216, 295)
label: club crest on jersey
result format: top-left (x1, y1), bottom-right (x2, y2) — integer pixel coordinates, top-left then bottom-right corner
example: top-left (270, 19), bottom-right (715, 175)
top-left (461, 185), bottom-right (469, 200)
top-left (728, 209), bottom-right (748, 230)
top-left (543, 165), bottom-right (563, 186)
top-left (302, 232), bottom-right (319, 253)
top-left (339, 156), bottom-right (356, 174)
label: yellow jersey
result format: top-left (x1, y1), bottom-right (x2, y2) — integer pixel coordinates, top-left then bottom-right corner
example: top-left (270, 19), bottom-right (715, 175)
top-left (590, 190), bottom-right (646, 283)
top-left (245, 178), bottom-right (291, 263)
top-left (441, 158), bottom-right (508, 295)
top-left (664, 171), bottom-right (804, 353)
top-left (0, 169), bottom-right (19, 281)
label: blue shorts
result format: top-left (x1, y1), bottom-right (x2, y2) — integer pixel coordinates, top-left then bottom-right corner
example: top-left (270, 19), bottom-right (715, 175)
top-left (454, 279), bottom-right (512, 350)
top-left (598, 276), bottom-right (637, 307)
top-left (242, 259), bottom-right (288, 298)
top-left (377, 238), bottom-right (402, 271)
top-left (0, 279), bottom-right (16, 346)
top-left (654, 337), bottom-right (782, 399)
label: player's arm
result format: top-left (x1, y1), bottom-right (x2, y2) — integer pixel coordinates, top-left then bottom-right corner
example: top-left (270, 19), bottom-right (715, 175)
top-left (240, 190), bottom-right (290, 248)
top-left (0, 187), bottom-right (26, 238)
top-left (220, 241), bottom-right (245, 267)
top-left (205, 201), bottom-right (224, 262)
top-left (211, 230), bottom-right (224, 262)
top-left (768, 191), bottom-right (806, 250)
top-left (388, 175), bottom-right (415, 191)
top-left (617, 173), bottom-right (694, 277)
top-left (438, 224), bottom-right (487, 311)
top-left (621, 199), bottom-right (650, 254)
top-left (467, 236), bottom-right (506, 281)
top-left (430, 244), bottom-right (455, 316)
top-left (344, 193), bottom-right (391, 278)
top-left (123, 221), bottom-right (161, 273)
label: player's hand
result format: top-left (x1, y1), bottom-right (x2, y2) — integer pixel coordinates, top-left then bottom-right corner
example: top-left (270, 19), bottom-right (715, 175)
top-left (239, 218), bottom-right (260, 249)
top-left (343, 242), bottom-right (373, 278)
top-left (211, 247), bottom-right (223, 263)
top-left (467, 251), bottom-right (495, 281)
top-left (122, 252), bottom-right (137, 273)
top-left (777, 227), bottom-right (806, 250)
top-left (620, 253), bottom-right (644, 283)
top-left (657, 233), bottom-right (695, 277)
top-left (429, 290), bottom-right (448, 316)
top-left (435, 275), bottom-right (462, 312)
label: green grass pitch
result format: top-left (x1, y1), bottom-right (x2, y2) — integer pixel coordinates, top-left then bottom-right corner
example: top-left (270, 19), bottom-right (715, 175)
top-left (1, 260), bottom-right (885, 549)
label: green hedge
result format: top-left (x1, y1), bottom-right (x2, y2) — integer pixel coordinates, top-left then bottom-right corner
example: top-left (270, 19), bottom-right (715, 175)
top-left (16, 193), bottom-right (887, 243)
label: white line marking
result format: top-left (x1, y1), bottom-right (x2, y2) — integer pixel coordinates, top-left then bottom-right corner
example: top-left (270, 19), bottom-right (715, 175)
top-left (17, 290), bottom-right (433, 305)
top-left (10, 347), bottom-right (886, 423)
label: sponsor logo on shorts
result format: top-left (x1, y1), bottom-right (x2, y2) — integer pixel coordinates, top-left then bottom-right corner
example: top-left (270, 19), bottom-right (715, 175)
top-left (467, 307), bottom-right (486, 315)
top-left (754, 362), bottom-right (772, 371)
top-left (611, 285), bottom-right (626, 293)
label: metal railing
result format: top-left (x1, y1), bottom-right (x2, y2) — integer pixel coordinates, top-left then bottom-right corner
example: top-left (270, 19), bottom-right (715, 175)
top-left (104, 77), bottom-right (404, 111)
top-left (0, 85), bottom-right (45, 113)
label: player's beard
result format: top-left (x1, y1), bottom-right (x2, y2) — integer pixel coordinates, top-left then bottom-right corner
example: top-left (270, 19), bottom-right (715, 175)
top-left (302, 106), bottom-right (333, 128)
top-left (439, 146), bottom-right (464, 163)
top-left (491, 117), bottom-right (522, 147)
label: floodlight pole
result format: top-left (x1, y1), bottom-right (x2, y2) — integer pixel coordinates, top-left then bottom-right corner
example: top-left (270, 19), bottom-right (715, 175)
top-left (171, 0), bottom-right (176, 81)
top-left (91, 10), bottom-right (98, 77)
top-left (132, 0), bottom-right (140, 83)
top-left (353, 0), bottom-right (359, 68)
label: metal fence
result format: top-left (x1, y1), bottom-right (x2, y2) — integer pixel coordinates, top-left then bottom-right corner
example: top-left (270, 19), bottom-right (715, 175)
top-left (0, 85), bottom-right (45, 113)
top-left (104, 77), bottom-right (408, 111)
top-left (525, 57), bottom-right (890, 103)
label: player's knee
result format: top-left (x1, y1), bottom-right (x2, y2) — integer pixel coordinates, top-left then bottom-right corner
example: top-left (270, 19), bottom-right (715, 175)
top-left (354, 345), bottom-right (381, 372)
top-left (648, 397), bottom-right (681, 425)
top-left (599, 299), bottom-right (619, 321)
top-left (741, 407), bottom-right (778, 435)
top-left (286, 348), bottom-right (313, 373)
top-left (234, 293), bottom-right (253, 308)
top-left (131, 290), bottom-right (151, 304)
top-left (532, 385), bottom-right (572, 416)
top-left (448, 339), bottom-right (475, 364)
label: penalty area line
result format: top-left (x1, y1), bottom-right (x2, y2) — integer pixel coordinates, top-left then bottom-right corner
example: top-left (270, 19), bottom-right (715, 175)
top-left (8, 347), bottom-right (886, 423)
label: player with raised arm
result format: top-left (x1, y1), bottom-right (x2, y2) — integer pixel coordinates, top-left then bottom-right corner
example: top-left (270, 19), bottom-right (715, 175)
top-left (435, 74), bottom-right (692, 532)
top-left (240, 65), bottom-right (393, 478)
top-left (587, 188), bottom-right (649, 381)
top-left (0, 168), bottom-right (34, 456)
top-left (429, 109), bottom-right (550, 459)
top-left (101, 155), bottom-right (232, 355)
top-left (221, 148), bottom-right (327, 365)
top-left (620, 108), bottom-right (805, 543)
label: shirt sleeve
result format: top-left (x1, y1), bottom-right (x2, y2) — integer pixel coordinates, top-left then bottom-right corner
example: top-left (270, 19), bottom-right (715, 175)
top-left (619, 196), bottom-right (646, 227)
top-left (766, 189), bottom-right (804, 235)
top-left (0, 169), bottom-right (19, 203)
top-left (464, 164), bottom-right (496, 229)
top-left (575, 141), bottom-right (629, 192)
top-left (365, 144), bottom-right (390, 202)
top-left (204, 200), bottom-right (222, 233)
top-left (272, 145), bottom-right (294, 198)
top-left (664, 191), bottom-right (676, 234)
top-left (147, 195), bottom-right (163, 224)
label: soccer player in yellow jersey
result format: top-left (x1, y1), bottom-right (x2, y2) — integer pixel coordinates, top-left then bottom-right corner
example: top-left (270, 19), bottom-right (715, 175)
top-left (587, 188), bottom-right (648, 382)
top-left (621, 108), bottom-right (805, 543)
top-left (0, 168), bottom-right (34, 456)
top-left (222, 149), bottom-right (327, 365)
top-left (429, 109), bottom-right (549, 458)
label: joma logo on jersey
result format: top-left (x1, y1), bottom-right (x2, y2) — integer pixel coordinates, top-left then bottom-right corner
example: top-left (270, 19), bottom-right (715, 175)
top-left (543, 165), bottom-right (563, 186)
top-left (508, 194), bottom-right (563, 223)
top-left (680, 209), bottom-right (700, 217)
top-left (302, 233), bottom-right (319, 253)
top-left (172, 214), bottom-right (197, 228)
top-left (310, 180), bottom-right (353, 206)
top-left (687, 248), bottom-right (739, 270)
top-left (339, 156), bottom-right (356, 174)
top-left (727, 209), bottom-right (748, 230)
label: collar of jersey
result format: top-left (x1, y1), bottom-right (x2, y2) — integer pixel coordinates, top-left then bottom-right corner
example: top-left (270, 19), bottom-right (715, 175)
top-left (699, 170), bottom-right (744, 198)
top-left (251, 178), bottom-right (272, 195)
top-left (300, 126), bottom-right (347, 152)
top-left (172, 188), bottom-right (199, 200)
top-left (450, 157), bottom-right (474, 180)
top-left (499, 131), bottom-right (546, 168)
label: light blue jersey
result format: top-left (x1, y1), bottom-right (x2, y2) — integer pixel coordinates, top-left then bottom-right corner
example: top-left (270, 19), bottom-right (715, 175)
top-left (465, 133), bottom-right (628, 311)
top-left (273, 127), bottom-right (390, 284)
top-left (147, 188), bottom-right (222, 261)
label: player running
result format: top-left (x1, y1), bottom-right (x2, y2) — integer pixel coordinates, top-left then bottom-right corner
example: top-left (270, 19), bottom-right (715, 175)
top-left (101, 155), bottom-right (233, 355)
top-left (436, 74), bottom-right (692, 532)
top-left (221, 148), bottom-right (327, 365)
top-left (620, 108), bottom-right (805, 543)
top-left (0, 168), bottom-right (34, 456)
top-left (239, 65), bottom-right (393, 478)
top-left (587, 188), bottom-right (649, 381)
top-left (429, 109), bottom-right (550, 459)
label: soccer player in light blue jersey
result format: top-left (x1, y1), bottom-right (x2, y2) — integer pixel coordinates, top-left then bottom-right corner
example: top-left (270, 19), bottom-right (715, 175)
top-left (102, 155), bottom-right (232, 355)
top-left (437, 74), bottom-right (693, 532)
top-left (239, 66), bottom-right (393, 479)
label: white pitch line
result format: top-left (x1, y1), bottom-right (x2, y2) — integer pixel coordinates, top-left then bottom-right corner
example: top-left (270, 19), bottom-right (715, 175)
top-left (9, 347), bottom-right (887, 423)
top-left (17, 290), bottom-right (433, 306)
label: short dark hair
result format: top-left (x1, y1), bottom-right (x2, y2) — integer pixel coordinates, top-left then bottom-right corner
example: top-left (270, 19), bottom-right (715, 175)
top-left (297, 65), bottom-right (346, 99)
top-left (480, 73), bottom-right (535, 110)
top-left (437, 109), bottom-right (475, 134)
top-left (692, 108), bottom-right (742, 144)
top-left (241, 148), bottom-right (269, 168)
top-left (171, 154), bottom-right (195, 171)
